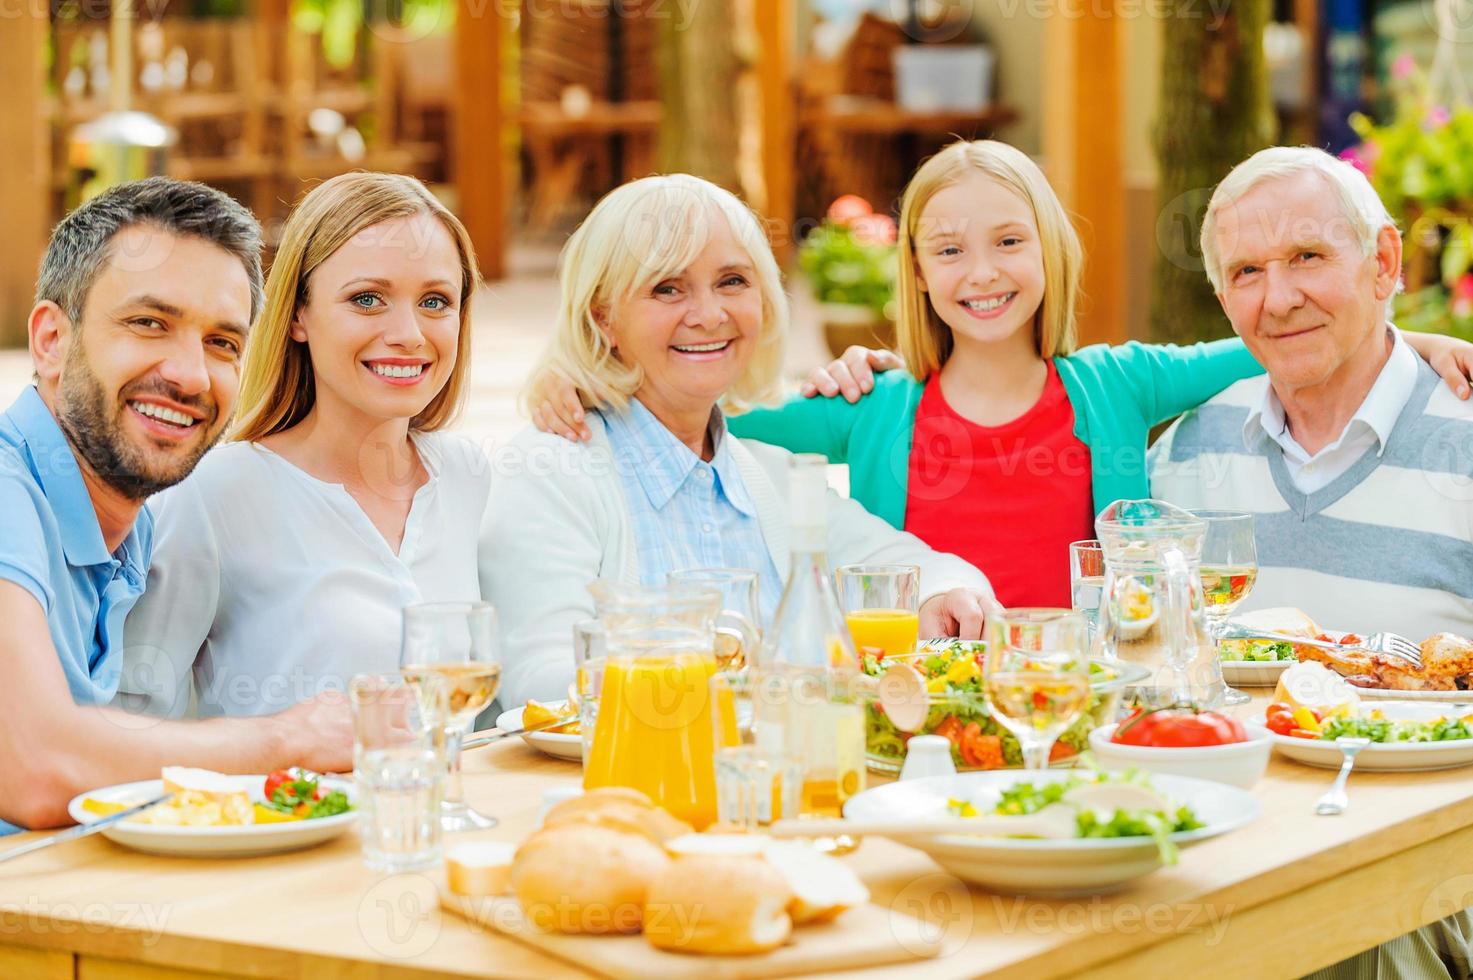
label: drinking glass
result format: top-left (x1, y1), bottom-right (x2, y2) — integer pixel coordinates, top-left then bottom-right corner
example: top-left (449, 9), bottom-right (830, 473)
top-left (983, 608), bottom-right (1091, 771)
top-left (710, 669), bottom-right (803, 832)
top-left (350, 672), bottom-right (447, 872)
top-left (834, 563), bottom-right (921, 659)
top-left (1068, 540), bottom-right (1106, 639)
top-left (1195, 510), bottom-right (1258, 706)
top-left (399, 601), bottom-right (500, 831)
top-left (573, 618), bottom-right (605, 766)
top-left (668, 568), bottom-right (761, 670)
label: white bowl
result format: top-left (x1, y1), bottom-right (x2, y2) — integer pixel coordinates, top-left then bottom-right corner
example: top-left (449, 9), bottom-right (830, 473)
top-left (1087, 723), bottom-right (1273, 789)
top-left (843, 770), bottom-right (1258, 896)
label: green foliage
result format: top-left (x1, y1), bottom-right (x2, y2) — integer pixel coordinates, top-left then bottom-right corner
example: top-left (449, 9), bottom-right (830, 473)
top-left (798, 223), bottom-right (897, 316)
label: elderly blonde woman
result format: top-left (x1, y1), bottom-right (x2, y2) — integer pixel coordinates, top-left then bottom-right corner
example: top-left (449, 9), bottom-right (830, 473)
top-left (119, 172), bottom-right (488, 719)
top-left (482, 174), bottom-right (994, 708)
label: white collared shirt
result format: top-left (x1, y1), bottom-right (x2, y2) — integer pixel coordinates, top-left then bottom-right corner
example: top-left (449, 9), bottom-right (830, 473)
top-left (1241, 326), bottom-right (1419, 494)
top-left (116, 432), bottom-right (492, 718)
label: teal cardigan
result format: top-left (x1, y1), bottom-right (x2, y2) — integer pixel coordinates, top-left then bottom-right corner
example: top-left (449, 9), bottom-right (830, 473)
top-left (727, 339), bottom-right (1264, 527)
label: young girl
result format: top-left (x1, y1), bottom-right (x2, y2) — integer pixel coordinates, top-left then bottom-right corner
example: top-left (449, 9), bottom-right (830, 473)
top-left (118, 171), bottom-right (488, 719)
top-left (530, 140), bottom-right (1473, 607)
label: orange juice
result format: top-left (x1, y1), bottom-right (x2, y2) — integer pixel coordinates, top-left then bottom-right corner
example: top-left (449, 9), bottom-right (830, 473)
top-left (845, 608), bottom-right (920, 658)
top-left (584, 653), bottom-right (719, 828)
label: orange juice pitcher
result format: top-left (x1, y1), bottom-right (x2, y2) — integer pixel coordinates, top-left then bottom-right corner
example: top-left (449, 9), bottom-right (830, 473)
top-left (583, 580), bottom-right (722, 829)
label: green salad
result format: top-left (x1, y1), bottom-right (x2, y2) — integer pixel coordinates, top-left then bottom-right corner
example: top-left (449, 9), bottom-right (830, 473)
top-left (1218, 638), bottom-right (1298, 662)
top-left (946, 770), bottom-right (1204, 863)
top-left (1319, 715), bottom-right (1473, 743)
top-left (863, 640), bottom-right (1115, 771)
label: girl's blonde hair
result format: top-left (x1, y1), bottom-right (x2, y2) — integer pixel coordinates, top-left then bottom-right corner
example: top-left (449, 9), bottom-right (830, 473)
top-left (526, 173), bottom-right (786, 414)
top-left (896, 140), bottom-right (1084, 379)
top-left (232, 172), bottom-right (480, 442)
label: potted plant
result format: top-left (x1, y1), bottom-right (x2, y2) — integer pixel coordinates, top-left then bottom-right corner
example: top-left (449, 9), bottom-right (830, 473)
top-left (1343, 54), bottom-right (1473, 341)
top-left (800, 195), bottom-right (899, 356)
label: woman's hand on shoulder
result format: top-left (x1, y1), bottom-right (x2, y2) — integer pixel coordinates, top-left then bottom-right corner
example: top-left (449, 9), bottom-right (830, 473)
top-left (528, 367), bottom-right (594, 442)
top-left (1403, 329), bottom-right (1473, 400)
top-left (800, 346), bottom-right (906, 403)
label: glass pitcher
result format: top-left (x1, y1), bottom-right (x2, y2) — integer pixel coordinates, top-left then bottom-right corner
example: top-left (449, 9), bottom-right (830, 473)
top-left (1093, 499), bottom-right (1228, 708)
top-left (583, 580), bottom-right (723, 829)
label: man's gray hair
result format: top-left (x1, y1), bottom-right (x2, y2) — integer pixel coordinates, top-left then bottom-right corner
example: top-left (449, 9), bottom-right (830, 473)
top-left (36, 176), bottom-right (264, 326)
top-left (1199, 146), bottom-right (1398, 294)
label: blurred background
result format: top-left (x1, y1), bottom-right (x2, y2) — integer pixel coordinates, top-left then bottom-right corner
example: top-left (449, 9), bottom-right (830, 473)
top-left (3, 0), bottom-right (1472, 441)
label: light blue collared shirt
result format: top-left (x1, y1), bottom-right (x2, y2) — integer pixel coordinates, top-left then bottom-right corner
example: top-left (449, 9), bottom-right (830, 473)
top-left (0, 386), bottom-right (152, 707)
top-left (597, 399), bottom-right (783, 624)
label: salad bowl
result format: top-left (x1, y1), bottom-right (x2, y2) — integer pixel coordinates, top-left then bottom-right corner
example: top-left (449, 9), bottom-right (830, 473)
top-left (843, 770), bottom-right (1258, 895)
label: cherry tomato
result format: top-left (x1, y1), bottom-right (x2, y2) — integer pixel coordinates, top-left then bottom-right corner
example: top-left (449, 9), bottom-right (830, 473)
top-left (264, 769), bottom-right (296, 800)
top-left (1265, 704), bottom-right (1297, 737)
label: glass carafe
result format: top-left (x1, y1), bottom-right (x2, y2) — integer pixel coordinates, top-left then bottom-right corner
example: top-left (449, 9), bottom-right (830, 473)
top-left (584, 580), bottom-right (722, 828)
top-left (1093, 499), bottom-right (1227, 708)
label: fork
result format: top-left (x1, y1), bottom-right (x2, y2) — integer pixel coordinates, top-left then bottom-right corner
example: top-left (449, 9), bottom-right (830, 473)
top-left (1314, 737), bottom-right (1372, 816)
top-left (1216, 624), bottom-right (1423, 668)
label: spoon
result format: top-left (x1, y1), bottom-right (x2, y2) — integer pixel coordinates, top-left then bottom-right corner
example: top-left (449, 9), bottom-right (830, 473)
top-left (876, 662), bottom-right (930, 733)
top-left (1314, 737), bottom-right (1371, 816)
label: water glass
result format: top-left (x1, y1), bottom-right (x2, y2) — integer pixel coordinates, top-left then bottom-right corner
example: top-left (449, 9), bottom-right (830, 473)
top-left (1069, 540), bottom-right (1105, 639)
top-left (834, 563), bottom-right (921, 658)
top-left (710, 670), bottom-right (802, 831)
top-left (351, 672), bottom-right (447, 873)
top-left (668, 568), bottom-right (761, 670)
top-left (573, 618), bottom-right (605, 766)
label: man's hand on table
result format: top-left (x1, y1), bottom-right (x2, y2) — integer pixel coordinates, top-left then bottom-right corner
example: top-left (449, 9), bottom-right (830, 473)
top-left (275, 690), bottom-right (354, 773)
top-left (920, 589), bottom-right (991, 640)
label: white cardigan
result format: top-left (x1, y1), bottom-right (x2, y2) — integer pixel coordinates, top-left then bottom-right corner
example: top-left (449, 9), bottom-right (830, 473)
top-left (480, 422), bottom-right (993, 708)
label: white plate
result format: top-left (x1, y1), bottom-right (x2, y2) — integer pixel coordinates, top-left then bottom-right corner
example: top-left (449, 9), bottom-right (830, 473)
top-left (67, 775), bottom-right (357, 858)
top-left (843, 770), bottom-right (1258, 896)
top-left (1353, 687), bottom-right (1473, 704)
top-left (495, 704), bottom-right (583, 762)
top-left (1220, 659), bottom-right (1293, 686)
top-left (1264, 701), bottom-right (1473, 771)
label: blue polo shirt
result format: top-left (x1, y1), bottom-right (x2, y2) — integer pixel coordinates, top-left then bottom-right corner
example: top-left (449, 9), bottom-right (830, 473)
top-left (0, 386), bottom-right (153, 707)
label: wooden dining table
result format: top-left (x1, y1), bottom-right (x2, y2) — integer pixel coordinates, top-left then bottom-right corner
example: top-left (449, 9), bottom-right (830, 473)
top-left (4, 698), bottom-right (1473, 980)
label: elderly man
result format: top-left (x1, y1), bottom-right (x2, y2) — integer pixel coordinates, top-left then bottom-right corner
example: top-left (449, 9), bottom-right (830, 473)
top-left (0, 178), bottom-right (351, 832)
top-left (1149, 146), bottom-right (1473, 979)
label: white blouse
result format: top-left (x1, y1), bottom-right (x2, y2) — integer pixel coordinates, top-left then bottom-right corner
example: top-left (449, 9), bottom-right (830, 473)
top-left (116, 432), bottom-right (492, 718)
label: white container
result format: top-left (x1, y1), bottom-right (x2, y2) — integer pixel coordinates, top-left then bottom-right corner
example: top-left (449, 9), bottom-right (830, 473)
top-left (893, 45), bottom-right (995, 112)
top-left (1088, 723), bottom-right (1274, 789)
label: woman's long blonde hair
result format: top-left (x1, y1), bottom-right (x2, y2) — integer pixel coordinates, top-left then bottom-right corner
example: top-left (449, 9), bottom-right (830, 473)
top-left (896, 140), bottom-right (1084, 379)
top-left (524, 173), bottom-right (786, 415)
top-left (231, 172), bottom-right (480, 442)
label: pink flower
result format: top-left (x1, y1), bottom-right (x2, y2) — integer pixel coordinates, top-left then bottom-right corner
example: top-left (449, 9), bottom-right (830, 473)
top-left (1339, 144), bottom-right (1372, 176)
top-left (1392, 53), bottom-right (1417, 80)
top-left (827, 195), bottom-right (873, 225)
top-left (850, 213), bottom-right (897, 246)
top-left (1427, 105), bottom-right (1451, 128)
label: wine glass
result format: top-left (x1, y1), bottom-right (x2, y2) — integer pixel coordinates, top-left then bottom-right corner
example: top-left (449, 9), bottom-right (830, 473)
top-left (667, 568), bottom-right (761, 670)
top-left (1068, 540), bottom-right (1105, 641)
top-left (1194, 510), bottom-right (1257, 707)
top-left (399, 601), bottom-right (500, 832)
top-left (983, 608), bottom-right (1091, 771)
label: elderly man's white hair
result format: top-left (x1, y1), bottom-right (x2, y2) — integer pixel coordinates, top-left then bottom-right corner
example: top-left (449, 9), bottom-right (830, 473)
top-left (1199, 145), bottom-right (1399, 295)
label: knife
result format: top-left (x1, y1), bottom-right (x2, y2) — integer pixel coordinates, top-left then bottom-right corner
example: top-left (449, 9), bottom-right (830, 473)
top-left (462, 715), bottom-right (579, 750)
top-left (0, 794), bottom-right (173, 864)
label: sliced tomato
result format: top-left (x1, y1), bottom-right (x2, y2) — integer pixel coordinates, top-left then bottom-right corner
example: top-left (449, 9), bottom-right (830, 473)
top-left (264, 769), bottom-right (296, 801)
top-left (1048, 741), bottom-right (1077, 763)
top-left (958, 723), bottom-right (983, 767)
top-left (1289, 728), bottom-right (1322, 740)
top-left (933, 715), bottom-right (964, 746)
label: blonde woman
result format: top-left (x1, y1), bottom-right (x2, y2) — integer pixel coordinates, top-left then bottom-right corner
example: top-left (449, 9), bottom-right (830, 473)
top-left (532, 140), bottom-right (1473, 608)
top-left (119, 172), bottom-right (487, 719)
top-left (482, 174), bottom-right (993, 708)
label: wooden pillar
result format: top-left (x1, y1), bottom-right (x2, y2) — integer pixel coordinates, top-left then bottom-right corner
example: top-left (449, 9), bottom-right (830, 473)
top-left (0, 5), bottom-right (50, 348)
top-left (453, 0), bottom-right (507, 280)
top-left (753, 0), bottom-right (796, 264)
top-left (1042, 2), bottom-right (1128, 347)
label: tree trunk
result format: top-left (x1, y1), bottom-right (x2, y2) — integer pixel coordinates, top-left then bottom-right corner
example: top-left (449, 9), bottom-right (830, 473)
top-left (1149, 0), bottom-right (1275, 344)
top-left (656, 0), bottom-right (740, 189)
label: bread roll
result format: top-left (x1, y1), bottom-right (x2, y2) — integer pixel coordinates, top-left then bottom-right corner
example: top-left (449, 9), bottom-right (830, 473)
top-left (544, 798), bottom-right (693, 845)
top-left (512, 825), bottom-right (669, 934)
top-left (644, 854), bottom-right (793, 955)
top-left (447, 841), bottom-right (515, 896)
